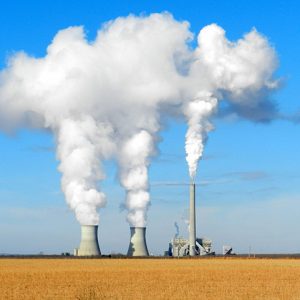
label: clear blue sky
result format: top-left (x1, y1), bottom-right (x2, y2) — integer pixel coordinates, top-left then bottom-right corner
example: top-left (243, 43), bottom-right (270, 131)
top-left (0, 0), bottom-right (299, 255)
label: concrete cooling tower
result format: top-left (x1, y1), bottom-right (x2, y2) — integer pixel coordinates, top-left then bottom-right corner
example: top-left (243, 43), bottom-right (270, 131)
top-left (127, 227), bottom-right (149, 256)
top-left (75, 225), bottom-right (101, 256)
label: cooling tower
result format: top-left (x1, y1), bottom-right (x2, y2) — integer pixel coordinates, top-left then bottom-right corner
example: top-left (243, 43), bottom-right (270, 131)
top-left (127, 227), bottom-right (149, 256)
top-left (77, 225), bottom-right (101, 256)
top-left (189, 182), bottom-right (196, 256)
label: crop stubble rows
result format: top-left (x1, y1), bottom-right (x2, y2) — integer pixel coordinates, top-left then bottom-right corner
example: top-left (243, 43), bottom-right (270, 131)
top-left (0, 258), bottom-right (300, 299)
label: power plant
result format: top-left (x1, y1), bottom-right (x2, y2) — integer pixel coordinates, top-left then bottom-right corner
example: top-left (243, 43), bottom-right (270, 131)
top-left (165, 182), bottom-right (215, 257)
top-left (167, 237), bottom-right (213, 257)
top-left (73, 182), bottom-right (211, 257)
top-left (127, 227), bottom-right (149, 256)
top-left (74, 225), bottom-right (101, 256)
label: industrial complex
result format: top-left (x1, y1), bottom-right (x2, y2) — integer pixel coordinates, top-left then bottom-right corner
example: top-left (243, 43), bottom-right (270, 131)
top-left (73, 182), bottom-right (218, 257)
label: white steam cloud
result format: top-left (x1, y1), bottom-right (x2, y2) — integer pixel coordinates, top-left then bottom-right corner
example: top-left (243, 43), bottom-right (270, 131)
top-left (118, 131), bottom-right (154, 227)
top-left (0, 13), bottom-right (278, 226)
top-left (57, 117), bottom-right (114, 225)
top-left (184, 92), bottom-right (218, 179)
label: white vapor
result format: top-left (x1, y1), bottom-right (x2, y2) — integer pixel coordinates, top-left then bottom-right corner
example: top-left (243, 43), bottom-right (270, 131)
top-left (118, 131), bottom-right (154, 227)
top-left (183, 24), bottom-right (277, 179)
top-left (184, 92), bottom-right (218, 179)
top-left (0, 13), bottom-right (278, 227)
top-left (57, 117), bottom-right (114, 224)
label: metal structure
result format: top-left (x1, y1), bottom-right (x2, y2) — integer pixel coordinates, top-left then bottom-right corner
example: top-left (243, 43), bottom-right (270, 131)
top-left (165, 182), bottom-right (214, 257)
top-left (223, 245), bottom-right (234, 255)
top-left (168, 236), bottom-right (213, 257)
top-left (127, 227), bottom-right (149, 256)
top-left (189, 182), bottom-right (196, 256)
top-left (74, 225), bottom-right (101, 256)
top-left (198, 238), bottom-right (213, 255)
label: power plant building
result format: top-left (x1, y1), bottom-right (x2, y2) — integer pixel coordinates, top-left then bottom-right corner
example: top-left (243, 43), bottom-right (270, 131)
top-left (167, 237), bottom-right (213, 257)
top-left (72, 181), bottom-right (209, 257)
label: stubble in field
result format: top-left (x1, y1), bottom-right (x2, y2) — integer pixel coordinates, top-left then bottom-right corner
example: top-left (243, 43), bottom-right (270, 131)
top-left (0, 258), bottom-right (300, 299)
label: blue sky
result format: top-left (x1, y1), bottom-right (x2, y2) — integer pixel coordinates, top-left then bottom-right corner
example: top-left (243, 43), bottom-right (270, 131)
top-left (0, 0), bottom-right (299, 255)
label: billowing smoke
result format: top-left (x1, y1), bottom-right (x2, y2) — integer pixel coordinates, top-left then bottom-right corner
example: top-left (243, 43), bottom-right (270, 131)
top-left (184, 92), bottom-right (218, 179)
top-left (183, 24), bottom-right (278, 179)
top-left (0, 13), bottom-right (278, 226)
top-left (57, 117), bottom-right (114, 224)
top-left (118, 131), bottom-right (155, 227)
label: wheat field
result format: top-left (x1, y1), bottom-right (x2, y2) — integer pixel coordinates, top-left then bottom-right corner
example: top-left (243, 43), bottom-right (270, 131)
top-left (0, 258), bottom-right (300, 299)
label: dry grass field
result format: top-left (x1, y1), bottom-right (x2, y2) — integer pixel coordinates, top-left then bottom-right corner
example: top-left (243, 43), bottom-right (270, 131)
top-left (0, 258), bottom-right (300, 299)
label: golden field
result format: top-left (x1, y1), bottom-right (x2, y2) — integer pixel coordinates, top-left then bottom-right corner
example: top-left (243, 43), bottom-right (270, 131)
top-left (1, 258), bottom-right (300, 299)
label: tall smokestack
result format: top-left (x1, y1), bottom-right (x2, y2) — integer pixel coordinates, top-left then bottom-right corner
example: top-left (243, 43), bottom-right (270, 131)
top-left (189, 182), bottom-right (196, 256)
top-left (127, 227), bottom-right (149, 256)
top-left (77, 225), bottom-right (101, 256)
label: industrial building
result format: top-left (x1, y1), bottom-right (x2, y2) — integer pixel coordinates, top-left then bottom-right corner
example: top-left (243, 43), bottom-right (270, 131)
top-left (165, 182), bottom-right (215, 257)
top-left (167, 237), bottom-right (213, 257)
top-left (74, 182), bottom-right (205, 257)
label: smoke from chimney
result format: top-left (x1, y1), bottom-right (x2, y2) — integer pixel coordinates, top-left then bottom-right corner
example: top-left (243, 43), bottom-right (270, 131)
top-left (0, 13), bottom-right (278, 230)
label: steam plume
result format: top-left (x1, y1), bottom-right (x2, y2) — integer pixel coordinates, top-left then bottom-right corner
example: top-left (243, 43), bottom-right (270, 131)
top-left (183, 24), bottom-right (278, 179)
top-left (0, 13), bottom-right (278, 227)
top-left (57, 117), bottom-right (114, 224)
top-left (184, 92), bottom-right (218, 179)
top-left (118, 131), bottom-right (154, 227)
